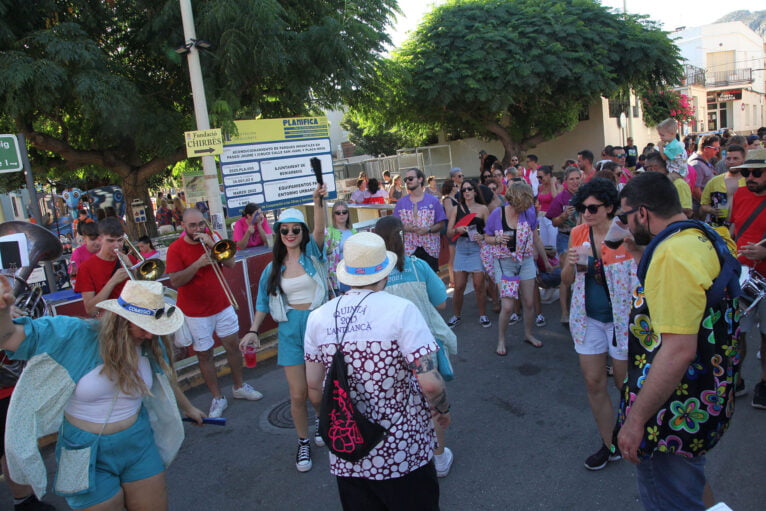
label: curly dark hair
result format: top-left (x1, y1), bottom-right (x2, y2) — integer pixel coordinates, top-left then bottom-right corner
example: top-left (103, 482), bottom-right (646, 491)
top-left (571, 177), bottom-right (619, 218)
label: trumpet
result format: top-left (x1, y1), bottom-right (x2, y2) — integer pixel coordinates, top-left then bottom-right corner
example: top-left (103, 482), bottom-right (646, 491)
top-left (197, 219), bottom-right (239, 310)
top-left (114, 236), bottom-right (166, 281)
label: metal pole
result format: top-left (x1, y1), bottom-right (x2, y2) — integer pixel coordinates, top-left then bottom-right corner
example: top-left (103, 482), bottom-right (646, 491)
top-left (179, 0), bottom-right (227, 236)
top-left (17, 133), bottom-right (57, 292)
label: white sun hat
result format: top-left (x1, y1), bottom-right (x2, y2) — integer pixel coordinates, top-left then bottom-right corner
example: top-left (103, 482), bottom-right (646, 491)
top-left (336, 232), bottom-right (398, 287)
top-left (97, 280), bottom-right (185, 336)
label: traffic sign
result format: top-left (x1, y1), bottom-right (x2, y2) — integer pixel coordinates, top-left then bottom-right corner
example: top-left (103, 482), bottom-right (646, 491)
top-left (184, 128), bottom-right (223, 158)
top-left (0, 134), bottom-right (23, 173)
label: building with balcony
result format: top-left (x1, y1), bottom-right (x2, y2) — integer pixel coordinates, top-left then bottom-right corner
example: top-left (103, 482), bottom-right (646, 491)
top-left (674, 22), bottom-right (765, 134)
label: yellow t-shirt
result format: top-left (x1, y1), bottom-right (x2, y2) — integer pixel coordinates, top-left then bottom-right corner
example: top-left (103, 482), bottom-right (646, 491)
top-left (644, 228), bottom-right (720, 334)
top-left (672, 177), bottom-right (692, 210)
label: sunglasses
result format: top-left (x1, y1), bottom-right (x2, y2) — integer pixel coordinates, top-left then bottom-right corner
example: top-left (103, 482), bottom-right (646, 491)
top-left (280, 226), bottom-right (303, 236)
top-left (575, 203), bottom-right (605, 214)
top-left (155, 306), bottom-right (176, 320)
top-left (404, 176), bottom-right (417, 182)
top-left (614, 153), bottom-right (626, 158)
top-left (704, 145), bottom-right (720, 151)
top-left (617, 207), bottom-right (640, 224)
top-left (461, 187), bottom-right (475, 192)
top-left (740, 168), bottom-right (764, 178)
top-left (334, 210), bottom-right (349, 215)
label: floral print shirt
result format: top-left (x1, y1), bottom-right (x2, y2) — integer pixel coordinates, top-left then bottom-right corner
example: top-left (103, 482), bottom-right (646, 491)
top-left (394, 193), bottom-right (447, 259)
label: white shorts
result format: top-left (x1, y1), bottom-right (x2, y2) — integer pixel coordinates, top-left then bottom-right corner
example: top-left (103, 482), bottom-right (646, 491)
top-left (574, 317), bottom-right (627, 360)
top-left (739, 299), bottom-right (766, 335)
top-left (183, 306), bottom-right (239, 352)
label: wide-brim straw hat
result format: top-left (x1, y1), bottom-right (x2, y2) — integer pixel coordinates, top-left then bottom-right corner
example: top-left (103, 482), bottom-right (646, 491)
top-left (733, 148), bottom-right (766, 169)
top-left (97, 280), bottom-right (185, 336)
top-left (336, 232), bottom-right (397, 287)
top-left (273, 208), bottom-right (308, 231)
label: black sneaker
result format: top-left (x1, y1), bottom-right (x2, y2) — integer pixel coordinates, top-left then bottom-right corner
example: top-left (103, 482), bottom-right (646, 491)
top-left (584, 444), bottom-right (620, 471)
top-left (296, 439), bottom-right (312, 472)
top-left (735, 378), bottom-right (747, 398)
top-left (752, 380), bottom-right (766, 410)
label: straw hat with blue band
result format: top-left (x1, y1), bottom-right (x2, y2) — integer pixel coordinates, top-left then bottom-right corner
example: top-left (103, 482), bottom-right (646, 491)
top-left (97, 281), bottom-right (185, 336)
top-left (273, 208), bottom-right (308, 231)
top-left (336, 232), bottom-right (398, 287)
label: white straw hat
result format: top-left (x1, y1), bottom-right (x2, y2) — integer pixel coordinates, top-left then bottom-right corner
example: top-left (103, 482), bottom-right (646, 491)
top-left (733, 148), bottom-right (766, 169)
top-left (336, 232), bottom-right (398, 287)
top-left (97, 281), bottom-right (185, 336)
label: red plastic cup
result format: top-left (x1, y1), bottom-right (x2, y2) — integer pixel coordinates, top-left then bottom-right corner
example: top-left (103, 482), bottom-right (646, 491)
top-left (243, 346), bottom-right (257, 368)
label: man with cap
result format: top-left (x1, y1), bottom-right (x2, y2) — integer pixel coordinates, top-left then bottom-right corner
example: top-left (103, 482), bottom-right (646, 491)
top-left (0, 278), bottom-right (205, 510)
top-left (166, 207), bottom-right (263, 420)
top-left (729, 148), bottom-right (766, 407)
top-left (394, 168), bottom-right (447, 273)
top-left (304, 232), bottom-right (450, 510)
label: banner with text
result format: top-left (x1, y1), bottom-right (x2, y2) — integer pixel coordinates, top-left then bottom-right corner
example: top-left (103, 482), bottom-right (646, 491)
top-left (220, 117), bottom-right (335, 217)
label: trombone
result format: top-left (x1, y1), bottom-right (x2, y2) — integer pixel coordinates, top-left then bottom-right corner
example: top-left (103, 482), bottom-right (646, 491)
top-left (114, 236), bottom-right (166, 281)
top-left (198, 219), bottom-right (239, 311)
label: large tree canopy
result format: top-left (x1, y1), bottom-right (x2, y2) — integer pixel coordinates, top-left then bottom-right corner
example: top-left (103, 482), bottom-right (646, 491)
top-left (0, 0), bottom-right (397, 234)
top-left (348, 0), bottom-right (683, 164)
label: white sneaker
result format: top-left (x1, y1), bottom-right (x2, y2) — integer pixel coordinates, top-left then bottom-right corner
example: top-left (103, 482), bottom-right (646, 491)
top-left (232, 383), bottom-right (263, 401)
top-left (314, 417), bottom-right (325, 447)
top-left (434, 447), bottom-right (454, 477)
top-left (209, 396), bottom-right (228, 418)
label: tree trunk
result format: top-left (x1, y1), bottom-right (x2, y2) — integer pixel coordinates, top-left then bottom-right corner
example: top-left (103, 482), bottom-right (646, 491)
top-left (121, 171), bottom-right (158, 240)
top-left (485, 121), bottom-right (525, 166)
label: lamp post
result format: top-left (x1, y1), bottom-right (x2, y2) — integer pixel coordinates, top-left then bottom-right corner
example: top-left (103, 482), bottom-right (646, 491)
top-left (178, 0), bottom-right (226, 235)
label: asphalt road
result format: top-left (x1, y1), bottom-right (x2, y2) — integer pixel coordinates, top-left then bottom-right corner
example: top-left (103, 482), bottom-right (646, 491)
top-left (2, 290), bottom-right (765, 510)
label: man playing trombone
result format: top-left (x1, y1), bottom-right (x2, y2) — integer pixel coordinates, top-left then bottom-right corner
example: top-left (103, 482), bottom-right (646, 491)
top-left (166, 208), bottom-right (263, 418)
top-left (74, 217), bottom-right (137, 317)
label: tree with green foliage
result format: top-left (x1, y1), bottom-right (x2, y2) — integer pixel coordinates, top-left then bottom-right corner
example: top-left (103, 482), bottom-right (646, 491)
top-left (347, 0), bottom-right (683, 165)
top-left (0, 0), bottom-right (397, 235)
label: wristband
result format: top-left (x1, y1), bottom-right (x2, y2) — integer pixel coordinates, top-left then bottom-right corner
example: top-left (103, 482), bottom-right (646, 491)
top-left (436, 406), bottom-right (450, 415)
top-left (246, 330), bottom-right (259, 336)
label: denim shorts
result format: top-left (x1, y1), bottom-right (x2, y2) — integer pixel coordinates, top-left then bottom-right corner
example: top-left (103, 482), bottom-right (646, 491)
top-left (57, 407), bottom-right (164, 509)
top-left (556, 231), bottom-right (570, 255)
top-left (278, 307), bottom-right (312, 366)
top-left (636, 453), bottom-right (707, 511)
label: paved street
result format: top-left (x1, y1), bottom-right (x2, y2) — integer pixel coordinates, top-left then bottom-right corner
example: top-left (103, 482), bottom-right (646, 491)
top-left (3, 289), bottom-right (765, 510)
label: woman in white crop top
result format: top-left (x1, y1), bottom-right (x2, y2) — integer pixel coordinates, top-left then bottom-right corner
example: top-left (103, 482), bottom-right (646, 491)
top-left (0, 279), bottom-right (204, 511)
top-left (243, 185), bottom-right (328, 473)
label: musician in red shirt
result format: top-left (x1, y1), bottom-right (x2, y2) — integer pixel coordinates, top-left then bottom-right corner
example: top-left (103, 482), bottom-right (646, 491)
top-left (166, 208), bottom-right (263, 418)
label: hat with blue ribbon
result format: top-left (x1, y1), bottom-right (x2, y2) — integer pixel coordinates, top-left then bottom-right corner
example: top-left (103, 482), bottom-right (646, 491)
top-left (97, 281), bottom-right (185, 336)
top-left (336, 232), bottom-right (397, 287)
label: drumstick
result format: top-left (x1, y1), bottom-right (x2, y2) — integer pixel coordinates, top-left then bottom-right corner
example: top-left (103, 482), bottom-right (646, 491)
top-left (183, 417), bottom-right (226, 426)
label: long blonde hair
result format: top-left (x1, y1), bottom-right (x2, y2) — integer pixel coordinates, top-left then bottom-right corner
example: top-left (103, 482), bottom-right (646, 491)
top-left (98, 311), bottom-right (175, 396)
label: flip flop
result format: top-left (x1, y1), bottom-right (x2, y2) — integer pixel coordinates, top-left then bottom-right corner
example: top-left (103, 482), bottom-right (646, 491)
top-left (524, 338), bottom-right (543, 349)
top-left (496, 346), bottom-right (507, 356)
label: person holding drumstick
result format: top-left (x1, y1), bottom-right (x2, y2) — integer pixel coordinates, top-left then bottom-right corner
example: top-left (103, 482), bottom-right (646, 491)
top-left (240, 185), bottom-right (328, 473)
top-left (166, 208), bottom-right (263, 419)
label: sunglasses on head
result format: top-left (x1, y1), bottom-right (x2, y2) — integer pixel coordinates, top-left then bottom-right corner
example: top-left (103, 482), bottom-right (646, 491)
top-left (740, 168), bottom-right (765, 178)
top-left (461, 186), bottom-right (474, 192)
top-left (575, 203), bottom-right (604, 214)
top-left (155, 306), bottom-right (176, 320)
top-left (280, 226), bottom-right (302, 236)
top-left (334, 210), bottom-right (349, 215)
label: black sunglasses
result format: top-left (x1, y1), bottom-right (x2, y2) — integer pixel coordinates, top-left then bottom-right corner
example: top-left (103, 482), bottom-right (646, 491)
top-left (334, 210), bottom-right (349, 215)
top-left (404, 176), bottom-right (417, 182)
top-left (155, 306), bottom-right (176, 320)
top-left (461, 187), bottom-right (475, 192)
top-left (280, 226), bottom-right (302, 235)
top-left (617, 207), bottom-right (640, 224)
top-left (614, 153), bottom-right (626, 158)
top-left (575, 203), bottom-right (605, 214)
top-left (740, 168), bottom-right (764, 179)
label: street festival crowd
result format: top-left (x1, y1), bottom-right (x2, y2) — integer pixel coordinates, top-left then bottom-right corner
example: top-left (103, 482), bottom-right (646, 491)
top-left (0, 124), bottom-right (765, 510)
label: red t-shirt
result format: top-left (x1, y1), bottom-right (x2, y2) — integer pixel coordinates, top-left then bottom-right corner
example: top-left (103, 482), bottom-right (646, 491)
top-left (731, 188), bottom-right (766, 275)
top-left (166, 238), bottom-right (229, 317)
top-left (74, 253), bottom-right (135, 298)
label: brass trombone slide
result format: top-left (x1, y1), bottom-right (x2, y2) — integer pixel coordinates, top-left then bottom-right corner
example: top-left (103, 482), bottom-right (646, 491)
top-left (198, 220), bottom-right (239, 311)
top-left (114, 236), bottom-right (166, 281)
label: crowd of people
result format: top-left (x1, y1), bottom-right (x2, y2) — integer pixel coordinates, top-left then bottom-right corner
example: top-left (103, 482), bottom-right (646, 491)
top-left (1, 124), bottom-right (765, 510)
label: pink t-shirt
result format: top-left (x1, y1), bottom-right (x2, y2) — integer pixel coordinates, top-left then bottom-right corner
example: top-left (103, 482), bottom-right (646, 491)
top-left (69, 244), bottom-right (96, 275)
top-left (232, 215), bottom-right (272, 248)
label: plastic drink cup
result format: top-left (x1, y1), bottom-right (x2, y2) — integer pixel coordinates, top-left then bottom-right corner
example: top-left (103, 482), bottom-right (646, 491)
top-left (243, 346), bottom-right (257, 368)
top-left (466, 225), bottom-right (477, 240)
top-left (604, 217), bottom-right (631, 249)
top-left (576, 242), bottom-right (590, 272)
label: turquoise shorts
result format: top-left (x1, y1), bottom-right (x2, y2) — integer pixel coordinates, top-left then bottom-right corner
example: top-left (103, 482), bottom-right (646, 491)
top-left (277, 308), bottom-right (312, 366)
top-left (57, 407), bottom-right (165, 509)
